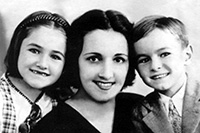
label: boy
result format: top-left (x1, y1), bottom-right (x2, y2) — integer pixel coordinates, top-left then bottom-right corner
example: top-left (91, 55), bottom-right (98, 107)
top-left (131, 15), bottom-right (200, 133)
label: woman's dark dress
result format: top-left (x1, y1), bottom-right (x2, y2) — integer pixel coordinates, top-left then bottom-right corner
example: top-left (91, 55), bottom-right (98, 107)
top-left (30, 93), bottom-right (143, 133)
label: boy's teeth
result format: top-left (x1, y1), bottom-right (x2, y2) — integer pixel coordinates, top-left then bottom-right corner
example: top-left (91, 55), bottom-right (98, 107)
top-left (153, 74), bottom-right (167, 79)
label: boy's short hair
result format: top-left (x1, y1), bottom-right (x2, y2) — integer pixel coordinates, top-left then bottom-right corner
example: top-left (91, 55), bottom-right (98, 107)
top-left (132, 15), bottom-right (189, 48)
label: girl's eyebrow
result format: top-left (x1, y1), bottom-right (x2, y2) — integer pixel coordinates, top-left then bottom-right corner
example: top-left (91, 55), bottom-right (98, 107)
top-left (52, 50), bottom-right (65, 58)
top-left (28, 43), bottom-right (65, 58)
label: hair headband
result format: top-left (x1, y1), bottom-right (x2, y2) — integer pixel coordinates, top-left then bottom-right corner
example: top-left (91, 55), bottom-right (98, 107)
top-left (19, 11), bottom-right (69, 29)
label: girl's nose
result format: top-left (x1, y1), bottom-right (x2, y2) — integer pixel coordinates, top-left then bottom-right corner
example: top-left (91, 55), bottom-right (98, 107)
top-left (36, 55), bottom-right (48, 70)
top-left (98, 61), bottom-right (114, 80)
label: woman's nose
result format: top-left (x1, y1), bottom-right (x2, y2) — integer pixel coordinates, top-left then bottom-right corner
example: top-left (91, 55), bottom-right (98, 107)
top-left (98, 61), bottom-right (114, 80)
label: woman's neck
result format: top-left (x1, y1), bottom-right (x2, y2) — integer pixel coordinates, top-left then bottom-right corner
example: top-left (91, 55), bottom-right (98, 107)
top-left (66, 90), bottom-right (116, 133)
top-left (9, 76), bottom-right (42, 103)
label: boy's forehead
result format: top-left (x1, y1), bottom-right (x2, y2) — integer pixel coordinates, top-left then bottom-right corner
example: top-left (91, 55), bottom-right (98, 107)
top-left (134, 28), bottom-right (183, 53)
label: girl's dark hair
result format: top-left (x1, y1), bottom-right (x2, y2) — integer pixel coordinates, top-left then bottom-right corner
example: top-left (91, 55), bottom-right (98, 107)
top-left (65, 9), bottom-right (135, 90)
top-left (4, 11), bottom-right (70, 99)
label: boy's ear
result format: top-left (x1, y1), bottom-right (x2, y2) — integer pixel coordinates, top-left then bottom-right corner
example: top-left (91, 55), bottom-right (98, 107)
top-left (184, 44), bottom-right (193, 65)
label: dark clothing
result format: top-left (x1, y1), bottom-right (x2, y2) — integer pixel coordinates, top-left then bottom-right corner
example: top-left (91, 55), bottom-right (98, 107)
top-left (31, 102), bottom-right (100, 133)
top-left (112, 93), bottom-right (144, 133)
top-left (31, 92), bottom-right (143, 133)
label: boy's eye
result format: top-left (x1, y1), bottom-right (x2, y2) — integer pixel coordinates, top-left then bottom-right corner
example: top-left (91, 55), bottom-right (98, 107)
top-left (114, 57), bottom-right (127, 63)
top-left (29, 48), bottom-right (40, 54)
top-left (51, 54), bottom-right (62, 60)
top-left (137, 57), bottom-right (150, 64)
top-left (160, 52), bottom-right (170, 58)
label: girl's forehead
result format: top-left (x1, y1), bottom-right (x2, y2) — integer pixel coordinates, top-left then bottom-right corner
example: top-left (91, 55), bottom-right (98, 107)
top-left (21, 26), bottom-right (66, 53)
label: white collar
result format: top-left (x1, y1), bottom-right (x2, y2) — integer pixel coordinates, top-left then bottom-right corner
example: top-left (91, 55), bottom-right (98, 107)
top-left (159, 77), bottom-right (186, 116)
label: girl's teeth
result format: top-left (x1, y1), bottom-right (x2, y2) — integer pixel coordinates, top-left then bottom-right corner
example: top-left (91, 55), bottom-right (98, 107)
top-left (32, 70), bottom-right (48, 76)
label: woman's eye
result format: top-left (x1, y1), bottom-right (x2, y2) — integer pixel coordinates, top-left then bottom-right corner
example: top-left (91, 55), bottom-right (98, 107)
top-left (87, 56), bottom-right (101, 63)
top-left (114, 57), bottom-right (126, 63)
top-left (160, 52), bottom-right (170, 58)
top-left (29, 48), bottom-right (40, 54)
top-left (51, 55), bottom-right (62, 60)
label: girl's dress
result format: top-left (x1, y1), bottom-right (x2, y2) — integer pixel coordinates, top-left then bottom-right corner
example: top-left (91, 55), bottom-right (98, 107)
top-left (0, 72), bottom-right (56, 132)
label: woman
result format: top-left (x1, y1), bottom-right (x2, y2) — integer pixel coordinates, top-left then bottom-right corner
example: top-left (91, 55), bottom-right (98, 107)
top-left (31, 9), bottom-right (143, 133)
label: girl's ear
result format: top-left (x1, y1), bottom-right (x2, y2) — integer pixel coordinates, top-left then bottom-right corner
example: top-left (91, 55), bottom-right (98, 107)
top-left (184, 44), bottom-right (193, 65)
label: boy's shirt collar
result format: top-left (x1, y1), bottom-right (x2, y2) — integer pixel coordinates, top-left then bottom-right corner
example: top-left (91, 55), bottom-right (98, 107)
top-left (159, 76), bottom-right (186, 116)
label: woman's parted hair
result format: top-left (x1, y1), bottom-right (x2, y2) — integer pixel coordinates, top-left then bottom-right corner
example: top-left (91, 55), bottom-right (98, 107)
top-left (65, 9), bottom-right (135, 90)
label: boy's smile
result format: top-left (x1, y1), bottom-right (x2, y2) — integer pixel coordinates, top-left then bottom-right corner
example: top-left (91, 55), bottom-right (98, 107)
top-left (134, 28), bottom-right (191, 96)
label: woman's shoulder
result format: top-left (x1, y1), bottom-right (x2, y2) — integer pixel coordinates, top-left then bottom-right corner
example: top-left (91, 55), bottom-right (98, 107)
top-left (116, 92), bottom-right (144, 104)
top-left (31, 101), bottom-right (100, 133)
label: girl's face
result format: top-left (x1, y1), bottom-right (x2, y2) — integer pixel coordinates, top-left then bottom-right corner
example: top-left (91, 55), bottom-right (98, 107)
top-left (78, 29), bottom-right (129, 102)
top-left (134, 29), bottom-right (191, 96)
top-left (18, 26), bottom-right (66, 89)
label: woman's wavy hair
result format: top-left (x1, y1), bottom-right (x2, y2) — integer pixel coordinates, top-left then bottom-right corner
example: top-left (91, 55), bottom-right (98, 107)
top-left (65, 9), bottom-right (135, 90)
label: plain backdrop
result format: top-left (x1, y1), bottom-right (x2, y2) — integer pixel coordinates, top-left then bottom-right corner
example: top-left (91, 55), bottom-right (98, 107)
top-left (0, 0), bottom-right (200, 95)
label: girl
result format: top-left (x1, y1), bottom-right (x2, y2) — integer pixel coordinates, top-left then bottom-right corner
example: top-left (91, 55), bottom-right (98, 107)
top-left (0, 11), bottom-right (69, 133)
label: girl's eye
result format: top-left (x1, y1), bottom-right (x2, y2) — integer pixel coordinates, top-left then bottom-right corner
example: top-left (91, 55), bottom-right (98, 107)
top-left (137, 57), bottom-right (150, 64)
top-left (29, 48), bottom-right (40, 54)
top-left (114, 57), bottom-right (126, 63)
top-left (160, 52), bottom-right (170, 58)
top-left (51, 54), bottom-right (62, 60)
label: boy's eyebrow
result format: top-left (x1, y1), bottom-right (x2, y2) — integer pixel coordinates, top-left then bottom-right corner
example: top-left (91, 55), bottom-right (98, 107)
top-left (28, 43), bottom-right (65, 58)
top-left (157, 47), bottom-right (169, 52)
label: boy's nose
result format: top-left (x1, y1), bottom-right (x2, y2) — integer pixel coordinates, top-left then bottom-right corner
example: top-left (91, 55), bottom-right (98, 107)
top-left (150, 58), bottom-right (162, 71)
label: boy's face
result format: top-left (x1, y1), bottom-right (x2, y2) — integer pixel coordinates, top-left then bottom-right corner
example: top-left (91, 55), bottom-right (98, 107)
top-left (134, 28), bottom-right (191, 96)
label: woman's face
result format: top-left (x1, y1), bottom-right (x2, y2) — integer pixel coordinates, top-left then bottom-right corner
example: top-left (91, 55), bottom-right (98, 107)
top-left (78, 29), bottom-right (129, 102)
top-left (18, 26), bottom-right (66, 89)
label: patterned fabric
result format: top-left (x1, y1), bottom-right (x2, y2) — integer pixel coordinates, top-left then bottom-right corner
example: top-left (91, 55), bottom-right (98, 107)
top-left (0, 74), bottom-right (17, 133)
top-left (168, 99), bottom-right (181, 133)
